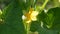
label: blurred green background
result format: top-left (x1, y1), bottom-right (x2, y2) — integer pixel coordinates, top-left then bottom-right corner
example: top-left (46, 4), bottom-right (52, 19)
top-left (0, 0), bottom-right (60, 9)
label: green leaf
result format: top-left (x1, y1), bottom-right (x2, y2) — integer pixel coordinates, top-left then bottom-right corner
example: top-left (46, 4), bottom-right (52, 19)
top-left (37, 10), bottom-right (47, 21)
top-left (44, 7), bottom-right (60, 31)
top-left (43, 9), bottom-right (54, 28)
top-left (30, 21), bottom-right (41, 32)
top-left (38, 28), bottom-right (58, 34)
top-left (0, 0), bottom-right (26, 34)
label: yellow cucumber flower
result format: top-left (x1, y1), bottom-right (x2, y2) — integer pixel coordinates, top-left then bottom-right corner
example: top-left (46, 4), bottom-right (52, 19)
top-left (22, 8), bottom-right (39, 23)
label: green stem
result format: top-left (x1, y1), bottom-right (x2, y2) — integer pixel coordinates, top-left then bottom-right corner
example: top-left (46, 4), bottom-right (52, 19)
top-left (41, 0), bottom-right (49, 10)
top-left (23, 21), bottom-right (31, 34)
top-left (26, 23), bottom-right (31, 34)
top-left (36, 0), bottom-right (49, 13)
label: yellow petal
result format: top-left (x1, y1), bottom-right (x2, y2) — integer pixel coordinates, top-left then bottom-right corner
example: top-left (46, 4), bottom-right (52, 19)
top-left (26, 20), bottom-right (31, 23)
top-left (31, 11), bottom-right (39, 16)
top-left (30, 11), bottom-right (39, 21)
top-left (31, 16), bottom-right (37, 21)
